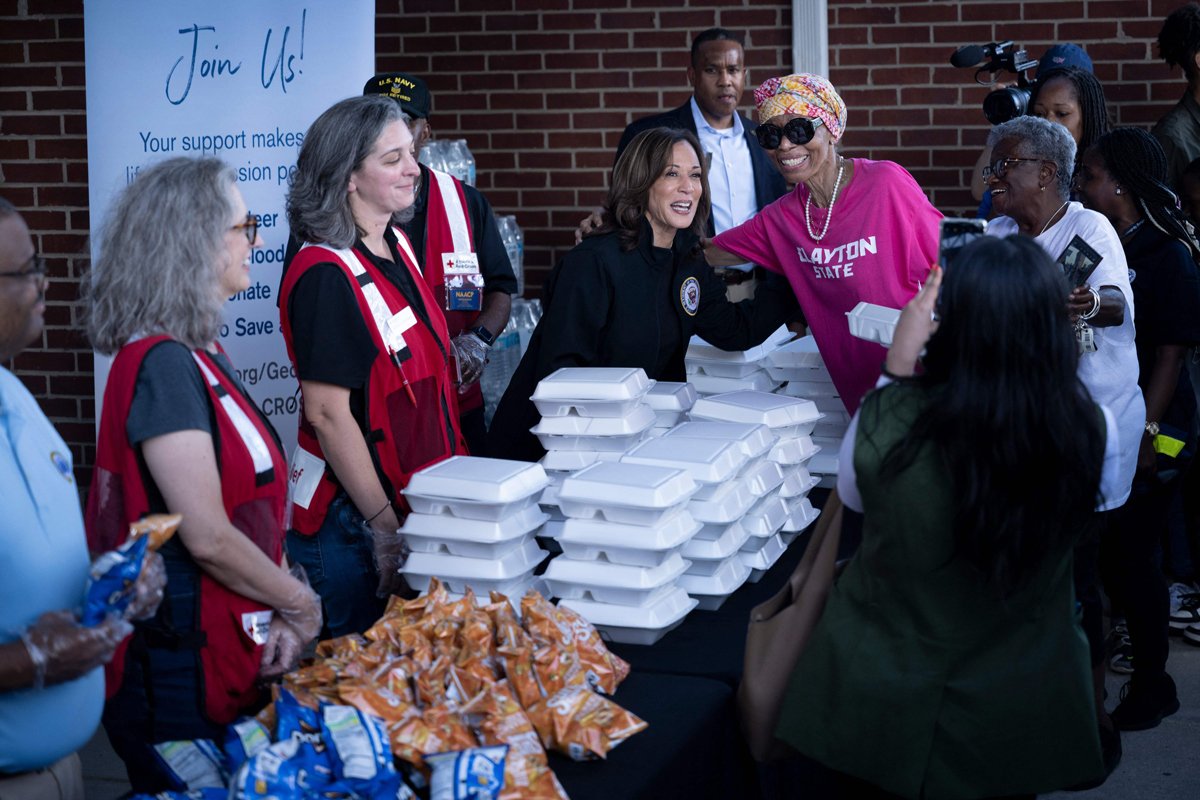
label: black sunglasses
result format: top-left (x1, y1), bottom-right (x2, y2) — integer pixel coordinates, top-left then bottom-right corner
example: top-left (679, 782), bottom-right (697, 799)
top-left (754, 117), bottom-right (825, 150)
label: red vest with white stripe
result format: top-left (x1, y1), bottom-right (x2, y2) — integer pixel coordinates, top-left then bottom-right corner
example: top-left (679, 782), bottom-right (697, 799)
top-left (278, 229), bottom-right (466, 535)
top-left (423, 169), bottom-right (484, 413)
top-left (84, 337), bottom-right (286, 725)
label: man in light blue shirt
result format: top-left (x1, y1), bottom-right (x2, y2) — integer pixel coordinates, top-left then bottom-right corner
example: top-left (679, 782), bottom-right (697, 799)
top-left (616, 28), bottom-right (789, 300)
top-left (0, 198), bottom-right (133, 800)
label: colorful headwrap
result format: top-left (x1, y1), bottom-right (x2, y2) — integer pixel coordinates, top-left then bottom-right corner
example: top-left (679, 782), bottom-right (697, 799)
top-left (753, 74), bottom-right (847, 142)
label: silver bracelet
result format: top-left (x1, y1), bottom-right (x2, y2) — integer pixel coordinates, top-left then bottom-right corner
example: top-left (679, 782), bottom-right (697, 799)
top-left (1080, 286), bottom-right (1101, 321)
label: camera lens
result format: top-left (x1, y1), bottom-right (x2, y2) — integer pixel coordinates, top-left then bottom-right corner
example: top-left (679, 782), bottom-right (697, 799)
top-left (983, 86), bottom-right (1031, 125)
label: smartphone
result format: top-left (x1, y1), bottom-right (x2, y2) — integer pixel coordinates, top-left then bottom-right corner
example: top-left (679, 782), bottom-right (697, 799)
top-left (938, 218), bottom-right (988, 270)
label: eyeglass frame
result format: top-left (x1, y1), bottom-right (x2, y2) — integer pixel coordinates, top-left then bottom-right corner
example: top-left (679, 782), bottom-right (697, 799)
top-left (230, 212), bottom-right (259, 244)
top-left (755, 117), bottom-right (825, 150)
top-left (0, 255), bottom-right (47, 282)
top-left (981, 157), bottom-right (1045, 180)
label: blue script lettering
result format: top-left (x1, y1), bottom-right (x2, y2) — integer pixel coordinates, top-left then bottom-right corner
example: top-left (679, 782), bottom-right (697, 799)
top-left (165, 24), bottom-right (242, 106)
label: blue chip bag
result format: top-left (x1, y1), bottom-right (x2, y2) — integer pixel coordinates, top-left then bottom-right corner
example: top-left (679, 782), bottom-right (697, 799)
top-left (151, 739), bottom-right (228, 790)
top-left (225, 717), bottom-right (272, 773)
top-left (82, 532), bottom-right (149, 625)
top-left (320, 704), bottom-right (395, 785)
top-left (128, 790), bottom-right (227, 800)
top-left (427, 745), bottom-right (508, 800)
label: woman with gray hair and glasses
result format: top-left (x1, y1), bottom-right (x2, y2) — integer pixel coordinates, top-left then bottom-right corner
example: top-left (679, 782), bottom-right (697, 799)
top-left (280, 95), bottom-right (466, 636)
top-left (81, 156), bottom-right (322, 793)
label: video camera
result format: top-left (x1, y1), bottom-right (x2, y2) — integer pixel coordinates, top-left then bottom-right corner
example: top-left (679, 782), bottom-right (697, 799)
top-left (950, 41), bottom-right (1039, 125)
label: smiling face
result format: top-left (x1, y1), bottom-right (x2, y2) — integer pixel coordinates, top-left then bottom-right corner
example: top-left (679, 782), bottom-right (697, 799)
top-left (687, 39), bottom-right (746, 127)
top-left (985, 136), bottom-right (1054, 220)
top-left (765, 112), bottom-right (836, 186)
top-left (1033, 76), bottom-right (1083, 145)
top-left (348, 120), bottom-right (422, 226)
top-left (218, 183), bottom-right (260, 300)
top-left (644, 140), bottom-right (703, 248)
top-left (0, 212), bottom-right (46, 361)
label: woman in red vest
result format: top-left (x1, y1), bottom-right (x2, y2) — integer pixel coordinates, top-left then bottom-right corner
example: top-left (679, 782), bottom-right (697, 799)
top-left (81, 157), bottom-right (322, 793)
top-left (281, 96), bottom-right (466, 637)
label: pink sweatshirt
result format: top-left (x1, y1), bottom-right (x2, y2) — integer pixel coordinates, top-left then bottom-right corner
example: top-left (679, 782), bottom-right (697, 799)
top-left (714, 159), bottom-right (941, 412)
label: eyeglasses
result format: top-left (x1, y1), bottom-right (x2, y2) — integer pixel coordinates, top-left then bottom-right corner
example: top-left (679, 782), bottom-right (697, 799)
top-left (755, 117), bottom-right (824, 150)
top-left (230, 212), bottom-right (259, 244)
top-left (982, 157), bottom-right (1044, 180)
top-left (0, 255), bottom-right (47, 282)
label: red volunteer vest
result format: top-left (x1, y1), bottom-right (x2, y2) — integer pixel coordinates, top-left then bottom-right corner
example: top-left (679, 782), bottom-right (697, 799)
top-left (424, 169), bottom-right (484, 414)
top-left (85, 337), bottom-right (287, 725)
top-left (278, 230), bottom-right (466, 536)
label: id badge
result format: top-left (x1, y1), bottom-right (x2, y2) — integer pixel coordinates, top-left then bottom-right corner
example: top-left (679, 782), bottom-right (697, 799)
top-left (442, 252), bottom-right (483, 312)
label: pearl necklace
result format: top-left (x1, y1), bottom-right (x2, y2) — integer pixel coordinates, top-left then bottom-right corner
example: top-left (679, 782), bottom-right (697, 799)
top-left (805, 158), bottom-right (846, 242)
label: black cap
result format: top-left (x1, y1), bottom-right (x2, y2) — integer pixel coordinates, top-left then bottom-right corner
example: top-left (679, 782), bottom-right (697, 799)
top-left (363, 72), bottom-right (431, 119)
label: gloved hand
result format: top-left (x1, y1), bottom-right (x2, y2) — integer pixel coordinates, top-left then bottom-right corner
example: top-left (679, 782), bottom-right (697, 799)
top-left (20, 610), bottom-right (132, 690)
top-left (369, 524), bottom-right (413, 599)
top-left (124, 550), bottom-right (166, 621)
top-left (259, 615), bottom-right (306, 679)
top-left (450, 331), bottom-right (490, 386)
top-left (272, 562), bottom-right (323, 644)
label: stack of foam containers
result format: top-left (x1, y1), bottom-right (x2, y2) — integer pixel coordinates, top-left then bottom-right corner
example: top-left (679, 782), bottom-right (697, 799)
top-left (767, 336), bottom-right (844, 489)
top-left (399, 456), bottom-right (552, 602)
top-left (689, 391), bottom-right (824, 578)
top-left (683, 326), bottom-right (793, 395)
top-left (620, 434), bottom-right (753, 609)
top-left (543, 461), bottom-right (701, 645)
top-left (642, 380), bottom-right (697, 437)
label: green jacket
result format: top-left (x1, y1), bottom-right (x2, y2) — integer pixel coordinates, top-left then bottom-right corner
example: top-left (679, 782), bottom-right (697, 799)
top-left (776, 383), bottom-right (1103, 799)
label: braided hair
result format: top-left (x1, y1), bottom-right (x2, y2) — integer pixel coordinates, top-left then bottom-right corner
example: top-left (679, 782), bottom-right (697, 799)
top-left (1158, 3), bottom-right (1200, 77)
top-left (1093, 127), bottom-right (1200, 260)
top-left (1030, 66), bottom-right (1110, 171)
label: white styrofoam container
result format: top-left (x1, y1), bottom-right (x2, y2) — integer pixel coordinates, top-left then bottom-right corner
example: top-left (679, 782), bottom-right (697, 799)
top-left (545, 552), bottom-right (691, 606)
top-left (645, 380), bottom-right (698, 411)
top-left (532, 397), bottom-right (647, 418)
top-left (779, 467), bottom-right (820, 499)
top-left (681, 520), bottom-right (752, 561)
top-left (403, 537), bottom-right (548, 595)
top-left (741, 494), bottom-right (790, 539)
top-left (847, 302), bottom-right (901, 347)
top-left (810, 394), bottom-right (846, 413)
top-left (560, 585), bottom-right (698, 645)
top-left (685, 359), bottom-right (770, 379)
top-left (687, 479), bottom-right (758, 524)
top-left (782, 497), bottom-right (820, 533)
top-left (812, 420), bottom-right (851, 439)
top-left (404, 493), bottom-right (543, 522)
top-left (621, 436), bottom-right (749, 486)
top-left (809, 437), bottom-right (843, 475)
top-left (530, 403), bottom-right (656, 437)
top-left (780, 380), bottom-right (841, 399)
top-left (686, 325), bottom-right (793, 363)
top-left (400, 502), bottom-right (548, 542)
top-left (663, 420), bottom-right (775, 460)
top-left (556, 540), bottom-right (684, 569)
top-left (403, 456), bottom-right (550, 504)
top-left (741, 458), bottom-right (786, 496)
top-left (739, 533), bottom-right (787, 581)
top-left (769, 435), bottom-right (821, 466)
top-left (689, 370), bottom-right (782, 396)
top-left (532, 367), bottom-right (651, 401)
top-left (540, 449), bottom-right (622, 473)
top-left (692, 391), bottom-right (822, 430)
top-left (678, 554), bottom-right (751, 600)
top-left (766, 364), bottom-right (835, 383)
top-left (558, 508), bottom-right (700, 551)
top-left (764, 335), bottom-right (826, 370)
top-left (406, 532), bottom-right (535, 560)
top-left (533, 428), bottom-right (650, 453)
top-left (558, 461), bottom-right (697, 509)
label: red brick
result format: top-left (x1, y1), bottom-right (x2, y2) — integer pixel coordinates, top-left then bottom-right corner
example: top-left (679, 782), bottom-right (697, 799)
top-left (573, 31), bottom-right (630, 50)
top-left (33, 138), bottom-right (84, 159)
top-left (542, 52), bottom-right (599, 70)
top-left (490, 92), bottom-right (547, 110)
top-left (0, 90), bottom-right (26, 111)
top-left (659, 10), bottom-right (719, 29)
top-left (518, 71), bottom-right (573, 90)
top-left (602, 50), bottom-right (658, 70)
top-left (632, 30), bottom-right (688, 50)
top-left (830, 26), bottom-right (869, 47)
top-left (463, 0), bottom-right (516, 11)
top-left (27, 0), bottom-right (83, 13)
top-left (1, 160), bottom-right (62, 182)
top-left (0, 114), bottom-right (60, 135)
top-left (30, 89), bottom-right (83, 110)
top-left (720, 9), bottom-right (781, 28)
top-left (572, 110), bottom-right (632, 129)
top-left (36, 185), bottom-right (88, 206)
top-left (0, 18), bottom-right (58, 41)
top-left (599, 12), bottom-right (656, 29)
top-left (574, 71), bottom-right (631, 89)
top-left (901, 4), bottom-right (963, 24)
top-left (488, 52), bottom-right (543, 71)
top-left (542, 12), bottom-right (600, 31)
top-left (26, 40), bottom-right (83, 62)
top-left (520, 151), bottom-right (573, 169)
top-left (515, 32), bottom-right (571, 50)
top-left (837, 46), bottom-right (899, 67)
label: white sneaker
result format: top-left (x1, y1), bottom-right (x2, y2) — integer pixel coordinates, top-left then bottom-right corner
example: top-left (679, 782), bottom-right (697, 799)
top-left (1169, 582), bottom-right (1200, 631)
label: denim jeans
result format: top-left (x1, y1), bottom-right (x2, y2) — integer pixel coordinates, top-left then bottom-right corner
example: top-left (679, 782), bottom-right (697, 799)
top-left (286, 492), bottom-right (386, 638)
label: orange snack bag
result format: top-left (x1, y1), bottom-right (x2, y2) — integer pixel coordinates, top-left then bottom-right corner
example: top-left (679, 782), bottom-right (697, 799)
top-left (526, 685), bottom-right (648, 761)
top-left (414, 654), bottom-right (451, 708)
top-left (337, 678), bottom-right (418, 732)
top-left (465, 680), bottom-right (568, 800)
top-left (552, 602), bottom-right (631, 695)
top-left (424, 701), bottom-right (478, 752)
top-left (531, 644), bottom-right (584, 699)
top-left (127, 513), bottom-right (182, 550)
top-left (315, 633), bottom-right (368, 661)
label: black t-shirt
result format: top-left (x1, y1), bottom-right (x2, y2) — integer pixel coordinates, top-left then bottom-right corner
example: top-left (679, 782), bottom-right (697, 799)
top-left (651, 245), bottom-right (682, 377)
top-left (1125, 223), bottom-right (1200, 430)
top-left (127, 341), bottom-right (241, 444)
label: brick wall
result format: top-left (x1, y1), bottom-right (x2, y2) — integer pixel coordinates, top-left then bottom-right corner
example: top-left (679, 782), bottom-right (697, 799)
top-left (0, 0), bottom-right (1189, 481)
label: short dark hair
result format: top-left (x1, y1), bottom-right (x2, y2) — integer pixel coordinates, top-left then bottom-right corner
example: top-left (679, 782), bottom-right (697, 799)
top-left (691, 27), bottom-right (743, 66)
top-left (598, 127), bottom-right (711, 252)
top-left (1159, 2), bottom-right (1200, 77)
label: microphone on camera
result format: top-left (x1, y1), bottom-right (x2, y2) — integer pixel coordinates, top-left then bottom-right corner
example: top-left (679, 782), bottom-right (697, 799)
top-left (950, 45), bottom-right (987, 68)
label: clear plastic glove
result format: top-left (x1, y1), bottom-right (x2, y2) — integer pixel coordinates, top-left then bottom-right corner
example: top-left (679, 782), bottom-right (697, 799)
top-left (124, 550), bottom-right (166, 621)
top-left (370, 524), bottom-right (412, 599)
top-left (574, 209), bottom-right (604, 245)
top-left (451, 332), bottom-right (490, 386)
top-left (258, 615), bottom-right (306, 679)
top-left (272, 562), bottom-right (323, 644)
top-left (20, 610), bottom-right (132, 690)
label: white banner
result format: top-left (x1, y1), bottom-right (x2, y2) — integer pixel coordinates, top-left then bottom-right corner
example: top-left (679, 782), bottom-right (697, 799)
top-left (84, 0), bottom-right (374, 455)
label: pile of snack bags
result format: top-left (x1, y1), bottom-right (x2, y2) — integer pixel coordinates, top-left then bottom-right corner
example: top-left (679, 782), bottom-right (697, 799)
top-left (132, 578), bottom-right (646, 799)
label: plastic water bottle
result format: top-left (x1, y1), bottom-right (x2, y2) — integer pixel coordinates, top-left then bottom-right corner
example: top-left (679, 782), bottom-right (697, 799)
top-left (454, 139), bottom-right (476, 186)
top-left (498, 215), bottom-right (525, 297)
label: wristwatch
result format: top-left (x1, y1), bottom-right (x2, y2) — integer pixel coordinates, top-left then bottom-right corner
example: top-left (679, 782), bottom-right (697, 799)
top-left (1145, 420), bottom-right (1160, 437)
top-left (469, 325), bottom-right (496, 346)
